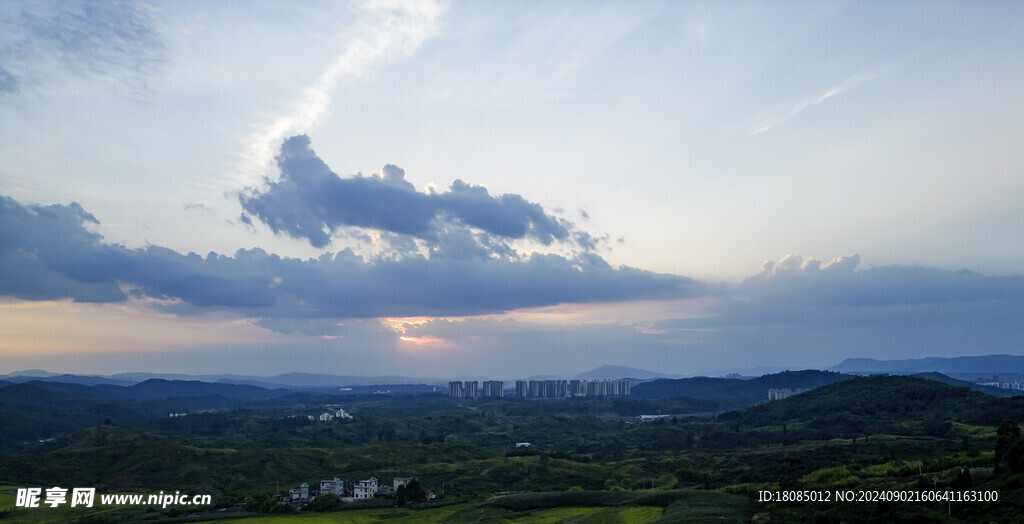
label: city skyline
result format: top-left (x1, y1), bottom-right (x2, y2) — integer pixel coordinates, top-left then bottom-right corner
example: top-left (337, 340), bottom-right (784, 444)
top-left (1, 1), bottom-right (1022, 378)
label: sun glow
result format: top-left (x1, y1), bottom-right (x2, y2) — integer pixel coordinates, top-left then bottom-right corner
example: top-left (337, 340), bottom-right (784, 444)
top-left (381, 316), bottom-right (442, 335)
top-left (399, 335), bottom-right (443, 345)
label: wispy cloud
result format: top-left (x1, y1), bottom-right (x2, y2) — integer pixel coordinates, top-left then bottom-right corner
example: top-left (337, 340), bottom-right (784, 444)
top-left (748, 68), bottom-right (885, 135)
top-left (0, 0), bottom-right (165, 101)
top-left (236, 0), bottom-right (448, 186)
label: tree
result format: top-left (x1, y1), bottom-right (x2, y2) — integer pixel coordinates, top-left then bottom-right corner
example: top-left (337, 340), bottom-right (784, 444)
top-left (306, 494), bottom-right (339, 512)
top-left (995, 420), bottom-right (1023, 473)
top-left (404, 480), bottom-right (426, 504)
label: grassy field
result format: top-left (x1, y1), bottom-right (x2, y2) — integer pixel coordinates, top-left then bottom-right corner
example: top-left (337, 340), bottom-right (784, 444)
top-left (228, 504), bottom-right (466, 523)
top-left (1, 502), bottom-right (133, 524)
top-left (226, 504), bottom-right (664, 523)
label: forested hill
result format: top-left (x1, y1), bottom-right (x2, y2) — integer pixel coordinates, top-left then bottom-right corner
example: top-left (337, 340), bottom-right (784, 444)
top-left (910, 372), bottom-right (1020, 398)
top-left (630, 370), bottom-right (851, 407)
top-left (0, 379), bottom-right (291, 450)
top-left (721, 375), bottom-right (1024, 437)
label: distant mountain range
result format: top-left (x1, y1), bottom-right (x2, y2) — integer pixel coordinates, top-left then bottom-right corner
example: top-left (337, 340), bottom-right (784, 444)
top-left (0, 373), bottom-right (136, 387)
top-left (830, 354), bottom-right (1024, 378)
top-left (0, 371), bottom-right (442, 389)
top-left (0, 365), bottom-right (689, 388)
top-left (572, 365), bottom-right (686, 381)
top-left (3, 354), bottom-right (1021, 390)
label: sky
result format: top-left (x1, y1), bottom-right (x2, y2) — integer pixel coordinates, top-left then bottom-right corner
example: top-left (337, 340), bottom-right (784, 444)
top-left (1, 0), bottom-right (1022, 379)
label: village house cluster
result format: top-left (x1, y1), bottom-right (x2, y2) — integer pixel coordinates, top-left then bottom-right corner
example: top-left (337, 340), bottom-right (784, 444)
top-left (316, 406), bottom-right (353, 422)
top-left (285, 406), bottom-right (354, 423)
top-left (279, 475), bottom-right (423, 506)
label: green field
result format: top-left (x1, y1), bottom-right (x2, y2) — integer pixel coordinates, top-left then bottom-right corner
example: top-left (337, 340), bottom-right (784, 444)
top-left (222, 503), bottom-right (665, 523)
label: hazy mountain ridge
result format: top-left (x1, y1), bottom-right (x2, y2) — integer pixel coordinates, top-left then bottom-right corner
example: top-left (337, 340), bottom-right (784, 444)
top-left (630, 370), bottom-right (852, 407)
top-left (831, 354), bottom-right (1024, 375)
top-left (572, 365), bottom-right (686, 380)
top-left (3, 354), bottom-right (1021, 391)
top-left (1, 373), bottom-right (136, 387)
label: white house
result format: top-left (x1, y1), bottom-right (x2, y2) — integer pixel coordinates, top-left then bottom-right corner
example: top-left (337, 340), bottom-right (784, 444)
top-left (354, 477), bottom-right (378, 499)
top-left (320, 478), bottom-right (344, 496)
top-left (289, 483), bottom-right (309, 504)
top-left (393, 476), bottom-right (414, 491)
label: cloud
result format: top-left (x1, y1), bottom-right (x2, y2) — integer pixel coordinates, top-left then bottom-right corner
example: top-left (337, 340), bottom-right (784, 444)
top-left (238, 0), bottom-right (448, 183)
top-left (240, 135), bottom-right (575, 249)
top-left (0, 195), bottom-right (704, 320)
top-left (744, 253), bottom-right (1020, 308)
top-left (0, 0), bottom-right (165, 100)
top-left (749, 69), bottom-right (884, 134)
top-left (650, 254), bottom-right (1024, 366)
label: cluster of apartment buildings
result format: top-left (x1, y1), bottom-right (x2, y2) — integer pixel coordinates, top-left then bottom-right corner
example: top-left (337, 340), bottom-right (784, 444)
top-left (447, 380), bottom-right (504, 399)
top-left (767, 388), bottom-right (809, 401)
top-left (975, 376), bottom-right (1024, 390)
top-left (447, 379), bottom-right (630, 399)
top-left (281, 476), bottom-right (417, 505)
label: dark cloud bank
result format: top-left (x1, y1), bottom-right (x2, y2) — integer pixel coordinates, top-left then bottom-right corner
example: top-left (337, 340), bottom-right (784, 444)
top-left (0, 194), bottom-right (699, 320)
top-left (651, 254), bottom-right (1024, 362)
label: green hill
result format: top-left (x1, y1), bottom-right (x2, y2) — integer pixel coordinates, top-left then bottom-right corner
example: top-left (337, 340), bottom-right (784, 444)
top-left (910, 371), bottom-right (1020, 397)
top-left (0, 380), bottom-right (291, 450)
top-left (631, 370), bottom-right (851, 408)
top-left (721, 375), bottom-right (1024, 438)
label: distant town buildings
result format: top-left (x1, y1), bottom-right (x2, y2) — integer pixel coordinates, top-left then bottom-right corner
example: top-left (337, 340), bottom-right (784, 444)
top-left (637, 414), bottom-right (672, 422)
top-left (768, 388), bottom-right (809, 401)
top-left (450, 379), bottom-right (629, 398)
top-left (532, 379), bottom-right (629, 398)
top-left (482, 380), bottom-right (504, 397)
top-left (447, 381), bottom-right (473, 399)
top-left (976, 376), bottom-right (1024, 390)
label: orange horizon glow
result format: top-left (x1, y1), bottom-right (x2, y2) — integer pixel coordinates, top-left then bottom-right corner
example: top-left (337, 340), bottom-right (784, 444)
top-left (399, 335), bottom-right (443, 345)
top-left (0, 297), bottom-right (294, 355)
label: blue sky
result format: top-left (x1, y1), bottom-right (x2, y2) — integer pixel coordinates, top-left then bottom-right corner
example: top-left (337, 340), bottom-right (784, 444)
top-left (1, 0), bottom-right (1022, 378)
